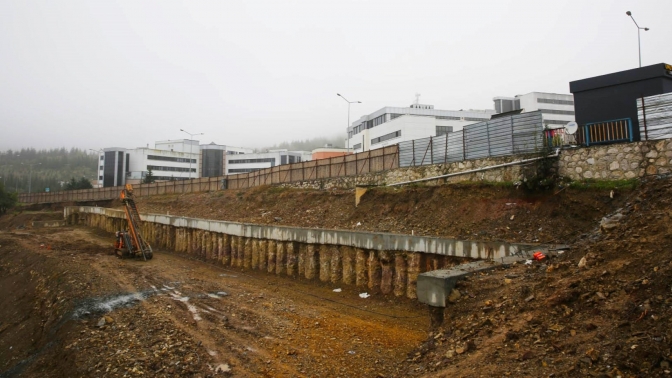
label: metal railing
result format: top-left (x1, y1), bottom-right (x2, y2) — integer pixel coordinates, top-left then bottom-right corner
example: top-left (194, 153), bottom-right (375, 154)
top-left (580, 118), bottom-right (633, 146)
top-left (399, 111), bottom-right (545, 167)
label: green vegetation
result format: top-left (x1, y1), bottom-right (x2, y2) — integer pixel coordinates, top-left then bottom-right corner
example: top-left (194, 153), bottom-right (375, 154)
top-left (568, 178), bottom-right (639, 190)
top-left (0, 148), bottom-right (97, 193)
top-left (64, 177), bottom-right (94, 190)
top-left (143, 169), bottom-right (156, 184)
top-left (0, 182), bottom-right (18, 214)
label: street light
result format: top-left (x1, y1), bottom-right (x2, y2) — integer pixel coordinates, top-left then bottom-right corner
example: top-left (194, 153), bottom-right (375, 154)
top-left (626, 11), bottom-right (649, 68)
top-left (179, 129), bottom-right (204, 179)
top-left (21, 162), bottom-right (41, 193)
top-left (337, 93), bottom-right (362, 152)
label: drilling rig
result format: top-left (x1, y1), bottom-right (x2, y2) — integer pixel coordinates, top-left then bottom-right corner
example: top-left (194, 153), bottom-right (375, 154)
top-left (114, 184), bottom-right (153, 260)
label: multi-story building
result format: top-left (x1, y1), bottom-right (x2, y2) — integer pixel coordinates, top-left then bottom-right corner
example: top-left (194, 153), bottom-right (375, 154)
top-left (493, 92), bottom-right (575, 128)
top-left (346, 103), bottom-right (495, 152)
top-left (200, 143), bottom-right (253, 178)
top-left (97, 140), bottom-right (260, 186)
top-left (225, 149), bottom-right (312, 175)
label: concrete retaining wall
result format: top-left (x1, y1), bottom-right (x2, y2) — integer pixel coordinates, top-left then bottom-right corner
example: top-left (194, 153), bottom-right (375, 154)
top-left (65, 206), bottom-right (535, 299)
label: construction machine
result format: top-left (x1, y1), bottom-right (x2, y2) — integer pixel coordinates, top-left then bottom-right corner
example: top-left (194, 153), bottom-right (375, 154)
top-left (114, 184), bottom-right (153, 260)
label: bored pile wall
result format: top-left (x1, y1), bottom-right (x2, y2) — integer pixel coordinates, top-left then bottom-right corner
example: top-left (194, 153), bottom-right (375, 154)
top-left (67, 211), bottom-right (490, 299)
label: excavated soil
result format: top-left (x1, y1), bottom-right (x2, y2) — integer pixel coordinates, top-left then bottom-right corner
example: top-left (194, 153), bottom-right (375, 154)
top-left (2, 178), bottom-right (672, 377)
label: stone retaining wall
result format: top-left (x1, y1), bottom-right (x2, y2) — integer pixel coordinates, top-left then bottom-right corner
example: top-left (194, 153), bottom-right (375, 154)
top-left (282, 155), bottom-right (540, 190)
top-left (557, 138), bottom-right (672, 180)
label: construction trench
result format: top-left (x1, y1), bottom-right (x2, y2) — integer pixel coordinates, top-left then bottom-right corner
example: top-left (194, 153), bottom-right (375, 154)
top-left (65, 206), bottom-right (543, 300)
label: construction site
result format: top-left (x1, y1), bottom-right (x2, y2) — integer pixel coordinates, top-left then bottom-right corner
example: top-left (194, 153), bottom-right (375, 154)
top-left (2, 129), bottom-right (672, 377)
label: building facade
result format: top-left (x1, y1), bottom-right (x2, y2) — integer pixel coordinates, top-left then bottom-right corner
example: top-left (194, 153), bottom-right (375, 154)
top-left (346, 104), bottom-right (495, 153)
top-left (200, 143), bottom-right (254, 178)
top-left (493, 92), bottom-right (575, 128)
top-left (99, 148), bottom-right (128, 187)
top-left (570, 63), bottom-right (672, 141)
top-left (225, 149), bottom-right (312, 175)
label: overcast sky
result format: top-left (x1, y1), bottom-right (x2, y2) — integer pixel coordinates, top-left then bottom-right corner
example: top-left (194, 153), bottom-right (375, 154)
top-left (1, 0), bottom-right (670, 152)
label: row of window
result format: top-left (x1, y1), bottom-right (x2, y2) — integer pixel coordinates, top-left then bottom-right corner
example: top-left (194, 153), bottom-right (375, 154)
top-left (147, 165), bottom-right (196, 172)
top-left (349, 113), bottom-right (490, 138)
top-left (436, 126), bottom-right (453, 136)
top-left (147, 155), bottom-right (196, 163)
top-left (353, 143), bottom-right (362, 150)
top-left (537, 98), bottom-right (574, 105)
top-left (228, 158), bottom-right (276, 164)
top-left (436, 115), bottom-right (461, 120)
top-left (544, 119), bottom-right (573, 125)
top-left (371, 130), bottom-right (401, 145)
top-left (541, 109), bottom-right (575, 115)
top-left (229, 168), bottom-right (262, 173)
top-left (464, 117), bottom-right (490, 122)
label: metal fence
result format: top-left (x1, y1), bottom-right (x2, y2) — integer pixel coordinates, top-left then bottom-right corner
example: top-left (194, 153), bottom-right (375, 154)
top-left (639, 93), bottom-right (672, 141)
top-left (18, 146), bottom-right (399, 204)
top-left (399, 111), bottom-right (544, 167)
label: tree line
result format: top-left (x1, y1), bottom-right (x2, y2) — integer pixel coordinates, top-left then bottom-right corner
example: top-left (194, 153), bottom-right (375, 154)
top-left (0, 148), bottom-right (97, 193)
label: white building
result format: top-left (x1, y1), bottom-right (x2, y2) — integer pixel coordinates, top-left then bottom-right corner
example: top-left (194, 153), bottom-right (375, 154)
top-left (225, 149), bottom-right (312, 175)
top-left (346, 104), bottom-right (495, 152)
top-left (493, 92), bottom-right (575, 128)
top-left (98, 140), bottom-right (256, 186)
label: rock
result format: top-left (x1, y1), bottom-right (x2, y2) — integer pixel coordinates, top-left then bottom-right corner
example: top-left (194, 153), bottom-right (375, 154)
top-left (585, 348), bottom-right (599, 362)
top-left (447, 289), bottom-right (461, 303)
top-left (504, 278), bottom-right (513, 285)
top-left (97, 317), bottom-right (106, 327)
top-left (104, 316), bottom-right (114, 324)
top-left (524, 295), bottom-right (535, 302)
top-left (445, 350), bottom-right (455, 358)
top-left (600, 213), bottom-right (623, 233)
top-left (455, 346), bottom-right (466, 354)
top-left (578, 257), bottom-right (587, 269)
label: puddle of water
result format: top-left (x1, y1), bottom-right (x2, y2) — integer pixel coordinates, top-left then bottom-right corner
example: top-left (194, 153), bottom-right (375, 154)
top-left (72, 291), bottom-right (152, 319)
top-left (169, 291), bottom-right (202, 321)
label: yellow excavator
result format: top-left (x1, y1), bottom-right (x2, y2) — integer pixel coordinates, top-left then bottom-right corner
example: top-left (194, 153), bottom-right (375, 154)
top-left (114, 184), bottom-right (153, 260)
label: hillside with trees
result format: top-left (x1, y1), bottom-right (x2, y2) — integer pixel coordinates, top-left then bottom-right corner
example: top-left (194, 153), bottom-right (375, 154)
top-left (0, 148), bottom-right (97, 194)
top-left (260, 135), bottom-right (343, 152)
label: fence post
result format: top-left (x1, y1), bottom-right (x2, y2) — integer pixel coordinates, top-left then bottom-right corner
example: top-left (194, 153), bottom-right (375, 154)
top-left (486, 121), bottom-right (492, 157)
top-left (430, 136), bottom-right (433, 165)
top-left (641, 97), bottom-right (648, 141)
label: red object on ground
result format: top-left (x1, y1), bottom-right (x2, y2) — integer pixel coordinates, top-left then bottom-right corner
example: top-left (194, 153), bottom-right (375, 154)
top-left (533, 251), bottom-right (546, 261)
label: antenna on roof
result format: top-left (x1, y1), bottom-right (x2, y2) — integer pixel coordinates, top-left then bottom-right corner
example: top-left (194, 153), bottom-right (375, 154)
top-left (414, 93), bottom-right (421, 105)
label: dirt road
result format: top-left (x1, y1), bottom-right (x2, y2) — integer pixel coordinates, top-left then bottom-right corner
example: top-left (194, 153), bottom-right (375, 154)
top-left (0, 224), bottom-right (427, 377)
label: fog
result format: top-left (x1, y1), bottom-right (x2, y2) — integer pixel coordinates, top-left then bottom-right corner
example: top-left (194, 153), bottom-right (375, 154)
top-left (1, 0), bottom-right (670, 151)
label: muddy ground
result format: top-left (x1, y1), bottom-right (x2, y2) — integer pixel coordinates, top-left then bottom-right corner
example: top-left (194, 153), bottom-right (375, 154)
top-left (2, 178), bottom-right (672, 377)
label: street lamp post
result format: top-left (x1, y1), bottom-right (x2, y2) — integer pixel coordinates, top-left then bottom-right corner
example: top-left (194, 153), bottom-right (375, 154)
top-left (337, 93), bottom-right (362, 152)
top-left (626, 11), bottom-right (649, 68)
top-left (179, 129), bottom-right (204, 179)
top-left (22, 162), bottom-right (41, 193)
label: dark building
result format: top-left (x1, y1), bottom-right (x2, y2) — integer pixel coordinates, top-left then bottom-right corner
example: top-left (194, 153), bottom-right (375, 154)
top-left (570, 63), bottom-right (672, 141)
top-left (101, 148), bottom-right (128, 187)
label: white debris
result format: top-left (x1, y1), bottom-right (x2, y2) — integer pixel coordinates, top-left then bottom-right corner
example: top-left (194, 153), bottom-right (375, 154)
top-left (524, 260), bottom-right (533, 265)
top-left (333, 288), bottom-right (342, 293)
top-left (578, 256), bottom-right (587, 269)
top-left (359, 292), bottom-right (370, 299)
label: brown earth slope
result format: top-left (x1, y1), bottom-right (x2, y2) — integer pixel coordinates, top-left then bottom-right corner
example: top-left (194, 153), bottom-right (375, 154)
top-left (131, 183), bottom-right (630, 244)
top-left (3, 178), bottom-right (671, 377)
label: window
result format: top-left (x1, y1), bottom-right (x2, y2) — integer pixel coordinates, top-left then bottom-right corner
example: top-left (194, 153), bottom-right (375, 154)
top-left (436, 126), bottom-right (453, 136)
top-left (147, 165), bottom-right (196, 172)
top-left (464, 117), bottom-right (490, 122)
top-left (99, 165), bottom-right (103, 170)
top-left (436, 116), bottom-right (461, 120)
top-left (353, 143), bottom-right (362, 150)
top-left (541, 109), bottom-right (575, 115)
top-left (147, 155), bottom-right (196, 163)
top-left (544, 119), bottom-right (573, 125)
top-left (372, 114), bottom-right (386, 127)
top-left (371, 130), bottom-right (401, 145)
top-left (99, 176), bottom-right (103, 180)
top-left (228, 158), bottom-right (276, 164)
top-left (99, 156), bottom-right (104, 161)
top-left (537, 98), bottom-right (574, 105)
top-left (229, 168), bottom-right (263, 173)
top-left (390, 114), bottom-right (404, 120)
